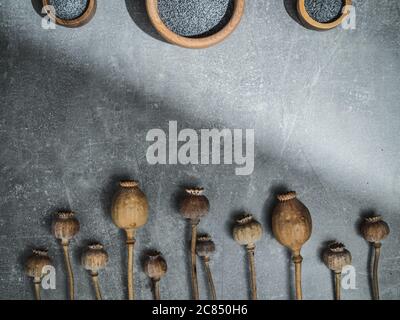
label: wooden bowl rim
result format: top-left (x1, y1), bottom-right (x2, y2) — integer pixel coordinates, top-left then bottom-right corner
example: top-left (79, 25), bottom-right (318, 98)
top-left (145, 0), bottom-right (245, 49)
top-left (297, 0), bottom-right (352, 31)
top-left (42, 0), bottom-right (96, 28)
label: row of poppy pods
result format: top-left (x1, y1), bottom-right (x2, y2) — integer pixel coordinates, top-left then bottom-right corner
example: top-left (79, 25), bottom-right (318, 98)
top-left (25, 181), bottom-right (389, 300)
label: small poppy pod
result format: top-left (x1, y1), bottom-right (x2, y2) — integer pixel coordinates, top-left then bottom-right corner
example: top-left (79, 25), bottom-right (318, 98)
top-left (180, 187), bottom-right (209, 223)
top-left (361, 216), bottom-right (390, 243)
top-left (323, 242), bottom-right (352, 273)
top-left (52, 212), bottom-right (80, 242)
top-left (233, 214), bottom-right (263, 246)
top-left (196, 234), bottom-right (216, 258)
top-left (111, 180), bottom-right (149, 230)
top-left (81, 243), bottom-right (109, 273)
top-left (272, 191), bottom-right (312, 253)
top-left (144, 251), bottom-right (168, 281)
top-left (25, 249), bottom-right (53, 280)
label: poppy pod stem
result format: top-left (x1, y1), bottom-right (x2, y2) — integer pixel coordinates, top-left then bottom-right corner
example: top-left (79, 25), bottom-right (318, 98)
top-left (334, 272), bottom-right (341, 300)
top-left (33, 278), bottom-right (41, 300)
top-left (125, 229), bottom-right (136, 300)
top-left (203, 257), bottom-right (216, 300)
top-left (292, 252), bottom-right (303, 300)
top-left (191, 220), bottom-right (199, 300)
top-left (90, 271), bottom-right (102, 300)
top-left (372, 242), bottom-right (381, 300)
top-left (153, 279), bottom-right (160, 300)
top-left (61, 240), bottom-right (74, 300)
top-left (246, 244), bottom-right (257, 300)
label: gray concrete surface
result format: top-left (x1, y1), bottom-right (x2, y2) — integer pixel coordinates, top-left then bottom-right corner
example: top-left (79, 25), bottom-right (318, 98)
top-left (0, 0), bottom-right (399, 300)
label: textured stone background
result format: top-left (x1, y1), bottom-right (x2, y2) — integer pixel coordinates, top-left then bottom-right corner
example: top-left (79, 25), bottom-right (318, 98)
top-left (0, 0), bottom-right (399, 300)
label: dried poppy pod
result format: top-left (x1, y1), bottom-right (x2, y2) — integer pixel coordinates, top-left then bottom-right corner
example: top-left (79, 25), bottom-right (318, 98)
top-left (360, 215), bottom-right (390, 300)
top-left (52, 211), bottom-right (80, 244)
top-left (361, 216), bottom-right (390, 243)
top-left (323, 242), bottom-right (352, 300)
top-left (196, 234), bottom-right (216, 300)
top-left (272, 191), bottom-right (312, 300)
top-left (111, 180), bottom-right (149, 300)
top-left (180, 187), bottom-right (209, 223)
top-left (81, 243), bottom-right (109, 300)
top-left (25, 249), bottom-right (53, 300)
top-left (233, 214), bottom-right (262, 300)
top-left (52, 211), bottom-right (79, 300)
top-left (144, 251), bottom-right (167, 300)
top-left (179, 187), bottom-right (209, 300)
top-left (196, 234), bottom-right (216, 258)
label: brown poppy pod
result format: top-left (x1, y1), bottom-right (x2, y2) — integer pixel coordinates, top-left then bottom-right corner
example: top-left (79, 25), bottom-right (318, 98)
top-left (180, 187), bottom-right (209, 223)
top-left (361, 216), bottom-right (390, 243)
top-left (81, 243), bottom-right (109, 300)
top-left (323, 242), bottom-right (352, 273)
top-left (144, 251), bottom-right (168, 300)
top-left (82, 243), bottom-right (109, 273)
top-left (233, 214), bottom-right (263, 300)
top-left (323, 242), bottom-right (352, 300)
top-left (25, 249), bottom-right (52, 280)
top-left (25, 249), bottom-right (53, 300)
top-left (233, 214), bottom-right (263, 247)
top-left (272, 191), bottom-right (312, 300)
top-left (196, 234), bottom-right (216, 258)
top-left (144, 251), bottom-right (168, 281)
top-left (360, 215), bottom-right (390, 300)
top-left (111, 180), bottom-right (149, 300)
top-left (52, 212), bottom-right (80, 244)
top-left (111, 180), bottom-right (149, 230)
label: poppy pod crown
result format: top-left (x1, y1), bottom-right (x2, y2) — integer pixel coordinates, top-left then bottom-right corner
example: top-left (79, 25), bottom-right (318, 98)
top-left (277, 191), bottom-right (297, 201)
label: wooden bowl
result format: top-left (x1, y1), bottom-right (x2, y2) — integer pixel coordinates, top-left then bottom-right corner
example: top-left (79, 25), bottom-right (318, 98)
top-left (42, 0), bottom-right (96, 28)
top-left (297, 0), bottom-right (352, 31)
top-left (145, 0), bottom-right (245, 49)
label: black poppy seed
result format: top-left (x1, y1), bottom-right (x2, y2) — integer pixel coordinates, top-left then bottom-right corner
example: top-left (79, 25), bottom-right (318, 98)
top-left (157, 0), bottom-right (234, 37)
top-left (304, 0), bottom-right (344, 23)
top-left (49, 0), bottom-right (89, 20)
